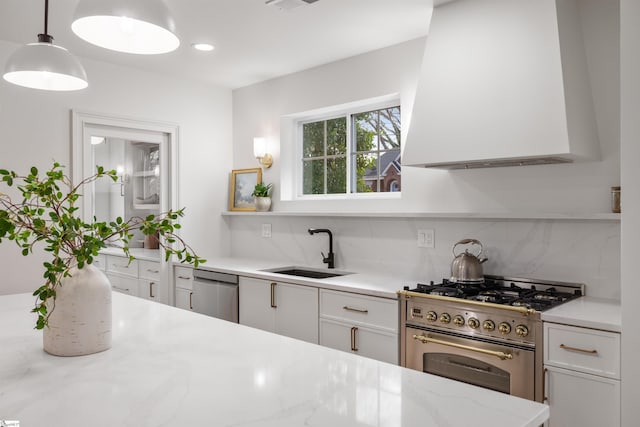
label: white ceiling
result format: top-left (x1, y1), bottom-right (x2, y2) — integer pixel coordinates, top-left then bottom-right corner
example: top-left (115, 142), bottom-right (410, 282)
top-left (0, 0), bottom-right (436, 89)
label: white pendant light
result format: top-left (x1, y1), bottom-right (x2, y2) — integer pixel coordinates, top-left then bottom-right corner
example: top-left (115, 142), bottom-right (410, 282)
top-left (71, 0), bottom-right (180, 55)
top-left (3, 0), bottom-right (88, 91)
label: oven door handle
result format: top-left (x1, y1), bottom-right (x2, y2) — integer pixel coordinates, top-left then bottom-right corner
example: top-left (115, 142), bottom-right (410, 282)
top-left (412, 334), bottom-right (514, 361)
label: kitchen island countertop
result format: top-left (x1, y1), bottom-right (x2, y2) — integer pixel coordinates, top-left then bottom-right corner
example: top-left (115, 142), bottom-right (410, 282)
top-left (1, 292), bottom-right (548, 427)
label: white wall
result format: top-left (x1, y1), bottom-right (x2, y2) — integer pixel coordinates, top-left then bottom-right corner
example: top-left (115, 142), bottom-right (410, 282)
top-left (229, 0), bottom-right (620, 299)
top-left (620, 1), bottom-right (639, 425)
top-left (0, 39), bottom-right (232, 295)
top-left (232, 0), bottom-right (619, 215)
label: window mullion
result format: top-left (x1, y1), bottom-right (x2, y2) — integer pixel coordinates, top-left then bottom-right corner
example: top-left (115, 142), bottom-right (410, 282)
top-left (376, 110), bottom-right (381, 192)
top-left (346, 114), bottom-right (352, 194)
top-left (323, 120), bottom-right (327, 194)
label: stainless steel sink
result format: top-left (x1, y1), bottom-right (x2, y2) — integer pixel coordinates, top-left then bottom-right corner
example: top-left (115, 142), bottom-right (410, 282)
top-left (264, 267), bottom-right (350, 279)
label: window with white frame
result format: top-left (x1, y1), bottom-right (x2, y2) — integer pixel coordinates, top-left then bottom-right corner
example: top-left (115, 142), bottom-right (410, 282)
top-left (300, 105), bottom-right (401, 196)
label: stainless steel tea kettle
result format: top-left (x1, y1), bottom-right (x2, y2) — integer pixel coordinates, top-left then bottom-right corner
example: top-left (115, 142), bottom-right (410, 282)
top-left (450, 239), bottom-right (488, 284)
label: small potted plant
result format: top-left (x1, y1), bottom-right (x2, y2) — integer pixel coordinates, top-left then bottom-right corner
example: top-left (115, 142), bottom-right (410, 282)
top-left (251, 182), bottom-right (273, 212)
top-left (0, 163), bottom-right (204, 356)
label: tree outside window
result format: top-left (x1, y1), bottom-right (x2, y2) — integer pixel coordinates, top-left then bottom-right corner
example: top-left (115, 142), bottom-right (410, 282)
top-left (301, 105), bottom-right (400, 195)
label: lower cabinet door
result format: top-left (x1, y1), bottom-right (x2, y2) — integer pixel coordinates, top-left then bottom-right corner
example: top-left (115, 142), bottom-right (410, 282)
top-left (175, 287), bottom-right (194, 311)
top-left (320, 318), bottom-right (398, 364)
top-left (274, 282), bottom-right (318, 344)
top-left (545, 365), bottom-right (620, 427)
top-left (138, 279), bottom-right (168, 304)
top-left (239, 277), bottom-right (275, 332)
top-left (107, 273), bottom-right (138, 297)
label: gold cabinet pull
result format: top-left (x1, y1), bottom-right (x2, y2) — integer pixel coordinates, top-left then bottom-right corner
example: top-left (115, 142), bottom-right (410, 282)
top-left (343, 306), bottom-right (368, 314)
top-left (351, 326), bottom-right (359, 352)
top-left (189, 291), bottom-right (193, 310)
top-left (177, 275), bottom-right (191, 280)
top-left (270, 282), bottom-right (277, 308)
top-left (112, 285), bottom-right (130, 292)
top-left (147, 269), bottom-right (159, 274)
top-left (560, 344), bottom-right (598, 354)
top-left (149, 282), bottom-right (155, 298)
top-left (412, 334), bottom-right (513, 360)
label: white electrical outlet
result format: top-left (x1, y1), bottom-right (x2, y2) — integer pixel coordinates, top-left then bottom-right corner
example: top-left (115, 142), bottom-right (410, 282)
top-left (417, 229), bottom-right (435, 248)
top-left (261, 223), bottom-right (272, 238)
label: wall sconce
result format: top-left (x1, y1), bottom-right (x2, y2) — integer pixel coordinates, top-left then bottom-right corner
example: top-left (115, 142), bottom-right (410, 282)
top-left (253, 137), bottom-right (273, 168)
top-left (116, 165), bottom-right (128, 196)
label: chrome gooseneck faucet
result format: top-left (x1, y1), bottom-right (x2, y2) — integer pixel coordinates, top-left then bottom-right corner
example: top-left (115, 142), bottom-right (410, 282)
top-left (308, 228), bottom-right (334, 269)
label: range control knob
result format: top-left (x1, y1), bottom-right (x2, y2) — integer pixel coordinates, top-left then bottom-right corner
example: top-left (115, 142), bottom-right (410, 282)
top-left (426, 311), bottom-right (438, 322)
top-left (483, 320), bottom-right (496, 331)
top-left (439, 313), bottom-right (451, 324)
top-left (467, 317), bottom-right (480, 329)
top-left (498, 322), bottom-right (512, 335)
top-left (515, 325), bottom-right (529, 337)
top-left (453, 315), bottom-right (465, 327)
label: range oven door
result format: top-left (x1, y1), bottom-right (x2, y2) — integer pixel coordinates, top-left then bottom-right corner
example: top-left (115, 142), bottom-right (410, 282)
top-left (405, 326), bottom-right (535, 400)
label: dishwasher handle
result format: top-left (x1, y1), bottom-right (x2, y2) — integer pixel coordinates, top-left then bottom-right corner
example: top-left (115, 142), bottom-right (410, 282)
top-left (192, 269), bottom-right (239, 284)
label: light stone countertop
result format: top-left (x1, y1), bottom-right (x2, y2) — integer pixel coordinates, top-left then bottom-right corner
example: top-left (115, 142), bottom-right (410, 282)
top-left (541, 296), bottom-right (621, 332)
top-left (101, 246), bottom-right (162, 262)
top-left (192, 256), bottom-right (416, 299)
top-left (0, 292), bottom-right (549, 427)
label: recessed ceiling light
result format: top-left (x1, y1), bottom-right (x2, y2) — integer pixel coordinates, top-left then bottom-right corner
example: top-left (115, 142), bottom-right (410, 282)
top-left (192, 43), bottom-right (214, 52)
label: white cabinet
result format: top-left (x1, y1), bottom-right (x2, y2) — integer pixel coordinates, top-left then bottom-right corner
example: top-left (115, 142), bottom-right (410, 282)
top-left (104, 254), bottom-right (166, 303)
top-left (320, 318), bottom-right (397, 364)
top-left (545, 366), bottom-right (620, 427)
top-left (319, 289), bottom-right (398, 364)
top-left (106, 273), bottom-right (138, 297)
top-left (137, 259), bottom-right (166, 303)
top-left (239, 277), bottom-right (318, 344)
top-left (173, 265), bottom-right (194, 311)
top-left (92, 254), bottom-right (106, 271)
top-left (543, 322), bottom-right (620, 427)
top-left (106, 254), bottom-right (139, 296)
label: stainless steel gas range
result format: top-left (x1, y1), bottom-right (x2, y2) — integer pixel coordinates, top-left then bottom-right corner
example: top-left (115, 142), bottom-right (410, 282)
top-left (398, 275), bottom-right (584, 402)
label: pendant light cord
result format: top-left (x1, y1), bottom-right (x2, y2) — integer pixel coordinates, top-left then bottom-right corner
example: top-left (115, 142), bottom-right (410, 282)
top-left (38, 0), bottom-right (54, 43)
top-left (44, 0), bottom-right (48, 35)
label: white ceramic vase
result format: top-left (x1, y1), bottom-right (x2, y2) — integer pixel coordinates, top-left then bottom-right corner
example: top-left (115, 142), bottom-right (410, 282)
top-left (255, 196), bottom-right (272, 212)
top-left (43, 264), bottom-right (112, 356)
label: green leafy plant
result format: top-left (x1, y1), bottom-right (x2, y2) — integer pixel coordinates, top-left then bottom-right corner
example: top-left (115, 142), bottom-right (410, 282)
top-left (251, 182), bottom-right (273, 198)
top-left (0, 162), bottom-right (205, 329)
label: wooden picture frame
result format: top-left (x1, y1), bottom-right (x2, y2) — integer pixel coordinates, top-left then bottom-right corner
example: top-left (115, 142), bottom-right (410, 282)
top-left (229, 168), bottom-right (262, 211)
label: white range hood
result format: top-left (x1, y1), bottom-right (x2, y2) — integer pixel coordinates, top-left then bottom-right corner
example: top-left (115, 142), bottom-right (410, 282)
top-left (403, 0), bottom-right (600, 169)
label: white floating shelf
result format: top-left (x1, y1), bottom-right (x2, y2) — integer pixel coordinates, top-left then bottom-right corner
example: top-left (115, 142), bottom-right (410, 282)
top-left (221, 211), bottom-right (620, 221)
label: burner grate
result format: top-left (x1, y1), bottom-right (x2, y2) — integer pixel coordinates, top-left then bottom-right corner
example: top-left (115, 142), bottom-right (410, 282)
top-left (405, 276), bottom-right (583, 311)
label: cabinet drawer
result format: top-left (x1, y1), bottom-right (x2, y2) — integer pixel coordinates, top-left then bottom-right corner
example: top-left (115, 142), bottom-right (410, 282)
top-left (174, 266), bottom-right (194, 290)
top-left (320, 318), bottom-right (398, 364)
top-left (107, 273), bottom-right (138, 297)
top-left (106, 255), bottom-right (138, 277)
top-left (139, 260), bottom-right (161, 281)
top-left (320, 289), bottom-right (397, 332)
top-left (92, 254), bottom-right (106, 271)
top-left (544, 323), bottom-right (620, 379)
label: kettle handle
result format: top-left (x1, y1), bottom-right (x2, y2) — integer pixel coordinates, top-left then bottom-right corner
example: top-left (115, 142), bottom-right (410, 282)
top-left (452, 239), bottom-right (484, 258)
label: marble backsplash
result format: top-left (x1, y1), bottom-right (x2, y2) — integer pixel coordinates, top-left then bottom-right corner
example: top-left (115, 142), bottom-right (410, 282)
top-left (226, 216), bottom-right (621, 300)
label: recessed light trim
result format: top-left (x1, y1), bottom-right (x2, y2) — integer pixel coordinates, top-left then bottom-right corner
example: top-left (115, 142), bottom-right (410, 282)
top-left (192, 43), bottom-right (215, 52)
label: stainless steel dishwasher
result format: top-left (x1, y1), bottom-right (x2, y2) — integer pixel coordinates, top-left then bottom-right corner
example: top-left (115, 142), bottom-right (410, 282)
top-left (191, 269), bottom-right (239, 322)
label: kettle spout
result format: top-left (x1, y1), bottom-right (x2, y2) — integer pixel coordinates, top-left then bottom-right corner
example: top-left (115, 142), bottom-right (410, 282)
top-left (479, 257), bottom-right (489, 264)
